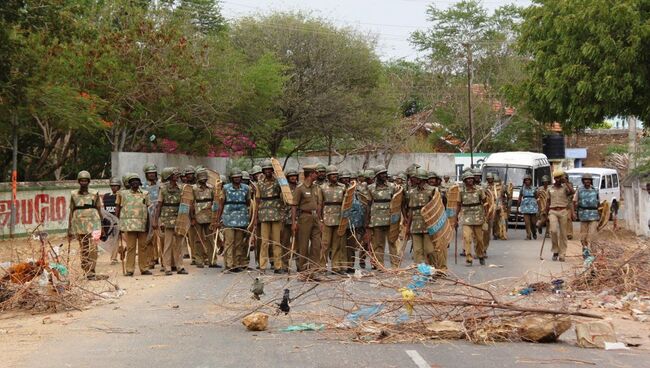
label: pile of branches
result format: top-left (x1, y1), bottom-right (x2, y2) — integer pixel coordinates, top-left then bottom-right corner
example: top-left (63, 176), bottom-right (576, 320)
top-left (570, 240), bottom-right (650, 295)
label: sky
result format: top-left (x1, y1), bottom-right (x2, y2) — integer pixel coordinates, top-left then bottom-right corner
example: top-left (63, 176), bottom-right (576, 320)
top-left (219, 0), bottom-right (532, 61)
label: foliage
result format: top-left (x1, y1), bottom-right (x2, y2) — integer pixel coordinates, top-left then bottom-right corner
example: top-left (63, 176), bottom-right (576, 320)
top-left (605, 144), bottom-right (629, 156)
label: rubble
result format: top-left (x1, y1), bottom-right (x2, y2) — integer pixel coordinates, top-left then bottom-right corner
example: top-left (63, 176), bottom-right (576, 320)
top-left (575, 321), bottom-right (618, 349)
top-left (242, 312), bottom-right (269, 331)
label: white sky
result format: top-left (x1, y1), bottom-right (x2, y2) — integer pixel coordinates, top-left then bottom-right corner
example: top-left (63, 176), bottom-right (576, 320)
top-left (220, 0), bottom-right (532, 61)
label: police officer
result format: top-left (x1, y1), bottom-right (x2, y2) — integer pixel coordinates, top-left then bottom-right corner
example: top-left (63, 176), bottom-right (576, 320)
top-left (250, 165), bottom-right (262, 184)
top-left (153, 168), bottom-right (187, 275)
top-left (255, 159), bottom-right (285, 273)
top-left (517, 174), bottom-right (538, 240)
top-left (142, 164), bottom-right (161, 269)
top-left (319, 165), bottom-right (347, 273)
top-left (484, 173), bottom-right (498, 248)
top-left (365, 165), bottom-right (399, 268)
top-left (544, 169), bottom-right (575, 262)
top-left (404, 169), bottom-right (435, 265)
top-left (339, 169), bottom-right (351, 186)
top-left (573, 173), bottom-right (600, 253)
top-left (116, 173), bottom-right (151, 276)
top-left (68, 171), bottom-right (106, 280)
top-left (292, 165), bottom-right (323, 272)
top-left (456, 171), bottom-right (487, 266)
top-left (280, 169), bottom-right (300, 272)
top-left (182, 166), bottom-right (196, 185)
top-left (315, 163), bottom-right (327, 186)
top-left (537, 175), bottom-right (552, 236)
top-left (104, 177), bottom-right (121, 264)
top-left (215, 168), bottom-right (252, 272)
top-left (191, 168), bottom-right (218, 268)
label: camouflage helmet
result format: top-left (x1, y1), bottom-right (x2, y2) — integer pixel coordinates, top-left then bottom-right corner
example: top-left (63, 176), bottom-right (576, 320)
top-left (472, 168), bottom-right (482, 176)
top-left (126, 173), bottom-right (141, 183)
top-left (415, 168), bottom-right (428, 180)
top-left (582, 173), bottom-right (593, 181)
top-left (122, 175), bottom-right (129, 186)
top-left (250, 165), bottom-right (262, 175)
top-left (374, 165), bottom-right (388, 176)
top-left (172, 167), bottom-right (181, 177)
top-left (364, 169), bottom-right (375, 179)
top-left (230, 168), bottom-right (243, 178)
top-left (315, 163), bottom-right (327, 173)
top-left (261, 159), bottom-right (273, 170)
top-left (339, 169), bottom-right (351, 179)
top-left (109, 177), bottom-right (121, 186)
top-left (428, 171), bottom-right (439, 179)
top-left (196, 168), bottom-right (208, 181)
top-left (161, 167), bottom-right (175, 181)
top-left (183, 165), bottom-right (196, 175)
top-left (326, 165), bottom-right (338, 176)
top-left (241, 170), bottom-right (250, 180)
top-left (542, 175), bottom-right (551, 183)
top-left (461, 171), bottom-right (474, 182)
top-left (398, 172), bottom-right (407, 181)
top-left (406, 163), bottom-right (420, 176)
top-left (143, 164), bottom-right (158, 174)
top-left (285, 168), bottom-right (299, 177)
top-left (523, 174), bottom-right (532, 181)
top-left (486, 172), bottom-right (494, 180)
top-left (77, 170), bottom-right (91, 180)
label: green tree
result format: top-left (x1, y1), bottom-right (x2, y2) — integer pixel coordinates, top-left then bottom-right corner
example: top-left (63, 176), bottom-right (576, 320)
top-left (517, 0), bottom-right (650, 132)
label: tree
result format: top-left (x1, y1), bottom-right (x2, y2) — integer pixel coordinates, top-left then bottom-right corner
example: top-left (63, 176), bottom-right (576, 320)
top-left (517, 0), bottom-right (650, 132)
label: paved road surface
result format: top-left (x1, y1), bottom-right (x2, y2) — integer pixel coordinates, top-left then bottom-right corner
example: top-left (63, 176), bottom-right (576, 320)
top-left (3, 225), bottom-right (647, 368)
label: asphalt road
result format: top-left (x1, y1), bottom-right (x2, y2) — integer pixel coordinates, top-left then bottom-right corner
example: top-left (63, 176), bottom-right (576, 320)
top-left (6, 225), bottom-right (648, 368)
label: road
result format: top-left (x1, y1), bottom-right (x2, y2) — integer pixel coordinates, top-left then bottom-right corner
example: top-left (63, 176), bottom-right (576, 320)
top-left (2, 225), bottom-right (647, 368)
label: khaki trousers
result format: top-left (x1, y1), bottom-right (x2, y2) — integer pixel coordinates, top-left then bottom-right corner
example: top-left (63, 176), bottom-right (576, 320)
top-left (462, 225), bottom-right (484, 262)
top-left (483, 219), bottom-right (493, 250)
top-left (77, 234), bottom-right (97, 275)
top-left (580, 221), bottom-right (598, 248)
top-left (566, 203), bottom-right (574, 238)
top-left (224, 228), bottom-right (247, 269)
top-left (280, 224), bottom-right (293, 270)
top-left (124, 231), bottom-right (148, 273)
top-left (433, 238), bottom-right (448, 271)
top-left (411, 233), bottom-right (434, 265)
top-left (549, 209), bottom-right (568, 257)
top-left (192, 223), bottom-right (212, 266)
top-left (260, 221), bottom-right (283, 270)
top-left (296, 213), bottom-right (322, 272)
top-left (371, 226), bottom-right (399, 268)
top-left (322, 225), bottom-right (348, 271)
top-left (146, 230), bottom-right (160, 266)
top-left (523, 214), bottom-right (537, 239)
top-left (163, 228), bottom-right (184, 271)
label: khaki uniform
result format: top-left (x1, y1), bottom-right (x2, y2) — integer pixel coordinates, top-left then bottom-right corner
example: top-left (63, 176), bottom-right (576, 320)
top-left (320, 181), bottom-right (347, 272)
top-left (547, 185), bottom-right (572, 259)
top-left (565, 184), bottom-right (575, 239)
top-left (459, 186), bottom-right (486, 262)
top-left (192, 183), bottom-right (216, 266)
top-left (293, 182), bottom-right (322, 271)
top-left (220, 183), bottom-right (251, 269)
top-left (69, 189), bottom-right (102, 275)
top-left (142, 180), bottom-right (161, 267)
top-left (256, 177), bottom-right (284, 271)
top-left (280, 184), bottom-right (298, 271)
top-left (354, 182), bottom-right (371, 266)
top-left (367, 182), bottom-right (399, 268)
top-left (117, 189), bottom-right (150, 273)
top-left (574, 186), bottom-right (600, 250)
top-left (405, 185), bottom-right (435, 265)
top-left (157, 183), bottom-right (184, 271)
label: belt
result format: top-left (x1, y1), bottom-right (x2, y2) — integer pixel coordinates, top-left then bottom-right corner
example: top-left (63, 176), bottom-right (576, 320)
top-left (260, 195), bottom-right (280, 201)
top-left (323, 201), bottom-right (342, 206)
top-left (162, 203), bottom-right (180, 207)
top-left (224, 201), bottom-right (247, 205)
top-left (578, 206), bottom-right (598, 210)
top-left (523, 195), bottom-right (535, 198)
top-left (462, 203), bottom-right (481, 207)
top-left (74, 204), bottom-right (95, 210)
top-left (409, 206), bottom-right (423, 211)
top-left (373, 199), bottom-right (391, 203)
top-left (195, 198), bottom-right (212, 203)
top-left (549, 207), bottom-right (567, 211)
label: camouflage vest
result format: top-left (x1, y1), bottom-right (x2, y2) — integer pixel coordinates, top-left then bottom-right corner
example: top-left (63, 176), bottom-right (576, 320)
top-left (407, 186), bottom-right (434, 234)
top-left (577, 186), bottom-right (600, 222)
top-left (368, 182), bottom-right (395, 227)
top-left (192, 184), bottom-right (215, 224)
top-left (222, 183), bottom-right (250, 228)
top-left (257, 178), bottom-right (283, 222)
top-left (321, 182), bottom-right (346, 226)
top-left (520, 185), bottom-right (538, 214)
top-left (119, 189), bottom-right (150, 232)
top-left (460, 187), bottom-right (485, 226)
top-left (159, 183), bottom-right (181, 228)
top-left (70, 189), bottom-right (101, 235)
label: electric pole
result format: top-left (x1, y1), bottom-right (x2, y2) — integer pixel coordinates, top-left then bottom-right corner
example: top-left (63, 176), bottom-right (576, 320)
top-left (464, 43), bottom-right (474, 168)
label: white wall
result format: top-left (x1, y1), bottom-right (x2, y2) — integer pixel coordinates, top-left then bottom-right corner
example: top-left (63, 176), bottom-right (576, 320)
top-left (622, 179), bottom-right (650, 237)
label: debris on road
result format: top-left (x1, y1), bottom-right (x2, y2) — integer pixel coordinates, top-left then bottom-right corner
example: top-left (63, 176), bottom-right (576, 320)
top-left (242, 312), bottom-right (269, 331)
top-left (281, 323), bottom-right (324, 332)
top-left (575, 321), bottom-right (617, 348)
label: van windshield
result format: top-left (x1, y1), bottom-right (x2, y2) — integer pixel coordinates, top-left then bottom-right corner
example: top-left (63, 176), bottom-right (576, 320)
top-left (568, 174), bottom-right (600, 189)
top-left (483, 166), bottom-right (532, 187)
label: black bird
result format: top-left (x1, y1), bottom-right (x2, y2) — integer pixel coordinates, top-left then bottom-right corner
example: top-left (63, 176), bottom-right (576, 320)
top-left (277, 289), bottom-right (290, 315)
top-left (250, 277), bottom-right (265, 300)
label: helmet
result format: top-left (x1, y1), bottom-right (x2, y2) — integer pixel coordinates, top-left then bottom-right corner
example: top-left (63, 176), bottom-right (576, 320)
top-left (326, 165), bottom-right (338, 176)
top-left (461, 171), bottom-right (474, 181)
top-left (542, 175), bottom-right (551, 183)
top-left (582, 173), bottom-right (593, 180)
top-left (428, 171), bottom-right (439, 179)
top-left (315, 163), bottom-right (326, 172)
top-left (143, 164), bottom-right (158, 173)
top-left (251, 165), bottom-right (262, 175)
top-left (196, 169), bottom-right (208, 181)
top-left (416, 168), bottom-right (428, 180)
top-left (161, 167), bottom-right (175, 181)
top-left (183, 165), bottom-right (196, 175)
top-left (486, 173), bottom-right (494, 180)
top-left (472, 168), bottom-right (482, 176)
top-left (172, 167), bottom-right (181, 177)
top-left (339, 169), bottom-right (351, 179)
top-left (109, 177), bottom-right (121, 186)
top-left (398, 173), bottom-right (407, 181)
top-left (406, 164), bottom-right (420, 176)
top-left (261, 159), bottom-right (273, 170)
top-left (219, 174), bottom-right (227, 182)
top-left (553, 169), bottom-right (565, 178)
top-left (126, 173), bottom-right (141, 183)
top-left (523, 174), bottom-right (532, 181)
top-left (230, 168), bottom-right (243, 178)
top-left (242, 171), bottom-right (250, 180)
top-left (374, 165), bottom-right (388, 176)
top-left (285, 169), bottom-right (299, 177)
top-left (364, 169), bottom-right (375, 179)
top-left (77, 170), bottom-right (91, 180)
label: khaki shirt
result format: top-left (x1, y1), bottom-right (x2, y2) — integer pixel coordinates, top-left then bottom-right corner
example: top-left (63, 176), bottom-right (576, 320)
top-left (293, 182), bottom-right (320, 212)
top-left (547, 185), bottom-right (571, 208)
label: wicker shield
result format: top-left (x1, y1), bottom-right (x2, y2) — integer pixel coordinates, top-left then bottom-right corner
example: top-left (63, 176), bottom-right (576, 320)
top-left (537, 189), bottom-right (549, 214)
top-left (206, 169), bottom-right (223, 223)
top-left (445, 185), bottom-right (460, 226)
top-left (247, 183), bottom-right (257, 233)
top-left (271, 158), bottom-right (294, 205)
top-left (597, 200), bottom-right (611, 231)
top-left (485, 188), bottom-right (496, 220)
top-left (174, 184), bottom-right (194, 236)
top-left (422, 190), bottom-right (453, 245)
top-left (337, 181), bottom-right (357, 236)
top-left (388, 186), bottom-right (404, 243)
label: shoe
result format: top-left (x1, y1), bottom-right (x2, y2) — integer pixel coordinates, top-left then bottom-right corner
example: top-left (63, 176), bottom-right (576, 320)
top-left (459, 251), bottom-right (466, 257)
top-left (533, 233), bottom-right (537, 240)
top-left (208, 264), bottom-right (222, 268)
top-left (177, 268), bottom-right (188, 274)
top-left (183, 254), bottom-right (191, 259)
top-left (465, 260), bottom-right (473, 267)
top-left (479, 258), bottom-right (486, 265)
top-left (273, 269), bottom-right (285, 274)
top-left (149, 264), bottom-right (155, 270)
top-left (567, 235), bottom-right (573, 240)
top-left (141, 270), bottom-right (152, 275)
top-left (165, 270), bottom-right (173, 276)
top-left (191, 260), bottom-right (196, 265)
top-left (125, 272), bottom-right (134, 277)
top-left (171, 267), bottom-right (178, 272)
top-left (196, 264), bottom-right (204, 269)
top-left (110, 259), bottom-right (118, 265)
top-left (552, 253), bottom-right (558, 261)
top-left (558, 257), bottom-right (566, 262)
top-left (346, 268), bottom-right (355, 274)
top-left (359, 261), bottom-right (366, 269)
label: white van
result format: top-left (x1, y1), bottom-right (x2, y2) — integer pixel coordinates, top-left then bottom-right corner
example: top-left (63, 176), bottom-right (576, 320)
top-left (481, 152), bottom-right (552, 222)
top-left (566, 168), bottom-right (621, 214)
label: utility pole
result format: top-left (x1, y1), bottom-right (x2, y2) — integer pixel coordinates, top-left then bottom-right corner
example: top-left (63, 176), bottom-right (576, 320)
top-left (10, 113), bottom-right (18, 238)
top-left (464, 43), bottom-right (474, 167)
